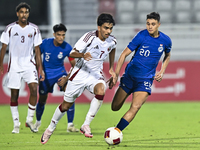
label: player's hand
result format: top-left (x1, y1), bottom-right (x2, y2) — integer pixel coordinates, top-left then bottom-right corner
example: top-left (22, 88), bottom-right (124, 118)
top-left (83, 52), bottom-right (92, 61)
top-left (106, 77), bottom-right (114, 89)
top-left (154, 72), bottom-right (163, 82)
top-left (57, 75), bottom-right (69, 87)
top-left (0, 65), bottom-right (4, 75)
top-left (40, 70), bottom-right (45, 81)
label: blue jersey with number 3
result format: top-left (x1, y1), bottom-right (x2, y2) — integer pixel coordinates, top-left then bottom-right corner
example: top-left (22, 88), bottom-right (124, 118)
top-left (126, 29), bottom-right (172, 79)
top-left (40, 38), bottom-right (72, 79)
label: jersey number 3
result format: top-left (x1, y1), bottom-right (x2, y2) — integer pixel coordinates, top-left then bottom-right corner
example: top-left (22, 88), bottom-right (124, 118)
top-left (21, 36), bottom-right (25, 43)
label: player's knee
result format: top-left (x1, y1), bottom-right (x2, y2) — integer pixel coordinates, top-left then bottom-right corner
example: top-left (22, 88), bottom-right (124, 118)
top-left (29, 86), bottom-right (37, 97)
top-left (111, 102), bottom-right (120, 111)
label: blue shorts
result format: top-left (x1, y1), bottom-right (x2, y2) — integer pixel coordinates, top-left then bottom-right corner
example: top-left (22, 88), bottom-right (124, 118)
top-left (39, 73), bottom-right (67, 95)
top-left (119, 73), bottom-right (154, 95)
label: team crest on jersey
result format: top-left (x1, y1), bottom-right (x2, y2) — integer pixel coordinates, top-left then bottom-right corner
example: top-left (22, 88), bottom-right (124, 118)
top-left (28, 33), bottom-right (32, 38)
top-left (58, 52), bottom-right (63, 59)
top-left (107, 46), bottom-right (112, 51)
top-left (158, 44), bottom-right (163, 52)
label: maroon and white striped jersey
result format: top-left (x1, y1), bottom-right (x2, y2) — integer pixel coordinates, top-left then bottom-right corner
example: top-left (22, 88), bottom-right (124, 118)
top-left (0, 22), bottom-right (42, 72)
top-left (74, 30), bottom-right (117, 73)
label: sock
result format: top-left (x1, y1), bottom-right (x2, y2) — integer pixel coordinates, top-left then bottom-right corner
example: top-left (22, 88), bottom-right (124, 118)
top-left (36, 102), bottom-right (45, 121)
top-left (10, 102), bottom-right (20, 127)
top-left (116, 118), bottom-right (129, 131)
top-left (82, 97), bottom-right (103, 126)
top-left (26, 103), bottom-right (36, 123)
top-left (48, 104), bottom-right (65, 132)
top-left (67, 103), bottom-right (75, 124)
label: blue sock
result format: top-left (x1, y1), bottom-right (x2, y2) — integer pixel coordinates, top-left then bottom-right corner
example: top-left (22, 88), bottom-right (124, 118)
top-left (67, 103), bottom-right (75, 123)
top-left (116, 118), bottom-right (129, 131)
top-left (36, 102), bottom-right (45, 121)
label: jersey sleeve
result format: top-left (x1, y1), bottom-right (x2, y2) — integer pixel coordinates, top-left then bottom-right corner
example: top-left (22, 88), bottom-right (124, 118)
top-left (165, 37), bottom-right (172, 53)
top-left (74, 32), bottom-right (95, 53)
top-left (127, 31), bottom-right (144, 52)
top-left (0, 26), bottom-right (11, 45)
top-left (39, 39), bottom-right (45, 54)
top-left (34, 28), bottom-right (42, 47)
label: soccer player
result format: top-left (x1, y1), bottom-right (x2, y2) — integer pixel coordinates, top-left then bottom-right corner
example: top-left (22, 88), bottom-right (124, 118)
top-left (0, 2), bottom-right (45, 133)
top-left (110, 12), bottom-right (172, 132)
top-left (41, 13), bottom-right (116, 144)
top-left (34, 23), bottom-right (78, 133)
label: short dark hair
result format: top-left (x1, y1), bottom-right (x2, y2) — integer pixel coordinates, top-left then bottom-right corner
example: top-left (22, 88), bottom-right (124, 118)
top-left (146, 12), bottom-right (160, 22)
top-left (16, 2), bottom-right (31, 12)
top-left (53, 23), bottom-right (67, 33)
top-left (97, 13), bottom-right (115, 26)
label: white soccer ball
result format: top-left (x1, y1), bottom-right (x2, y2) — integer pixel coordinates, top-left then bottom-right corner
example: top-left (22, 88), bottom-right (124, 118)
top-left (104, 127), bottom-right (123, 145)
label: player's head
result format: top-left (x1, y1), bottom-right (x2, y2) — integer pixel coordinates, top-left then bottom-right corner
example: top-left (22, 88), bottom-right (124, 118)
top-left (16, 2), bottom-right (31, 24)
top-left (97, 13), bottom-right (115, 41)
top-left (53, 23), bottom-right (67, 46)
top-left (146, 12), bottom-right (161, 36)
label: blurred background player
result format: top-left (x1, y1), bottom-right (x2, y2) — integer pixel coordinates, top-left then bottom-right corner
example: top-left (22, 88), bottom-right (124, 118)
top-left (110, 12), bottom-right (171, 132)
top-left (0, 2), bottom-right (45, 133)
top-left (34, 23), bottom-right (78, 133)
top-left (41, 13), bottom-right (117, 144)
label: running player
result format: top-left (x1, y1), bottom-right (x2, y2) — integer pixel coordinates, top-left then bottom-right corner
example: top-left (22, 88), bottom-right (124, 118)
top-left (34, 23), bottom-right (78, 133)
top-left (110, 12), bottom-right (172, 132)
top-left (0, 2), bottom-right (45, 133)
top-left (41, 13), bottom-right (116, 144)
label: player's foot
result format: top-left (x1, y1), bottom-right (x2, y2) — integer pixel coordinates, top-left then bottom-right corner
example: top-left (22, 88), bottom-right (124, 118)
top-left (41, 128), bottom-right (53, 144)
top-left (67, 124), bottom-right (79, 132)
top-left (12, 122), bottom-right (21, 134)
top-left (34, 121), bottom-right (41, 132)
top-left (80, 125), bottom-right (93, 138)
top-left (25, 122), bottom-right (37, 133)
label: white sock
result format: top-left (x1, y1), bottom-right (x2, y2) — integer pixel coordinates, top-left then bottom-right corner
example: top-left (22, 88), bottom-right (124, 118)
top-left (68, 122), bottom-right (73, 127)
top-left (10, 106), bottom-right (20, 127)
top-left (83, 97), bottom-right (103, 126)
top-left (26, 103), bottom-right (36, 123)
top-left (48, 105), bottom-right (65, 132)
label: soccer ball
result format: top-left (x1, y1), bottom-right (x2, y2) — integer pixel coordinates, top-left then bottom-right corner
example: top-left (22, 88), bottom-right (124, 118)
top-left (104, 127), bottom-right (123, 145)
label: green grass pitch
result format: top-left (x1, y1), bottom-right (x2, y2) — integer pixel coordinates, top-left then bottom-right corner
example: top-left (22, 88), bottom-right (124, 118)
top-left (1, 102), bottom-right (200, 150)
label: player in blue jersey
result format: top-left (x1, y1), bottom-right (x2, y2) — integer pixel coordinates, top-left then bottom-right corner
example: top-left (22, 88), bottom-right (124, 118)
top-left (34, 23), bottom-right (78, 132)
top-left (109, 12), bottom-right (172, 131)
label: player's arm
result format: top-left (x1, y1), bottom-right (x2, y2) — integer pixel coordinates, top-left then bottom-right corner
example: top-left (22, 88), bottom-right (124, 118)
top-left (35, 45), bottom-right (45, 81)
top-left (154, 51), bottom-right (171, 82)
top-left (107, 48), bottom-right (116, 89)
top-left (0, 43), bottom-right (7, 75)
top-left (114, 47), bottom-right (132, 84)
top-left (69, 48), bottom-right (92, 61)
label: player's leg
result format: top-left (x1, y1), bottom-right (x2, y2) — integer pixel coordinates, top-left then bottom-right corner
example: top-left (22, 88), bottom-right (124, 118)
top-left (66, 103), bottom-right (79, 132)
top-left (5, 72), bottom-right (21, 133)
top-left (80, 81), bottom-right (105, 138)
top-left (111, 87), bottom-right (129, 111)
top-left (25, 82), bottom-right (38, 132)
top-left (35, 94), bottom-right (48, 132)
top-left (41, 100), bottom-right (74, 144)
top-left (116, 92), bottom-right (148, 131)
top-left (10, 89), bottom-right (20, 133)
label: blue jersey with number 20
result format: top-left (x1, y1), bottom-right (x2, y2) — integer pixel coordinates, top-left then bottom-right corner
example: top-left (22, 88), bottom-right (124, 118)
top-left (126, 29), bottom-right (172, 79)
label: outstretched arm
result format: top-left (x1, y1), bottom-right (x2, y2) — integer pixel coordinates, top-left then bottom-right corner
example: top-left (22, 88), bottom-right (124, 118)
top-left (35, 45), bottom-right (45, 81)
top-left (114, 47), bottom-right (132, 84)
top-left (69, 48), bottom-right (92, 61)
top-left (0, 43), bottom-right (7, 75)
top-left (154, 52), bottom-right (171, 82)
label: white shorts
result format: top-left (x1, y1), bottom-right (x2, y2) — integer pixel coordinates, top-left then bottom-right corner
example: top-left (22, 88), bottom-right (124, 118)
top-left (4, 69), bottom-right (38, 89)
top-left (64, 67), bottom-right (106, 103)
